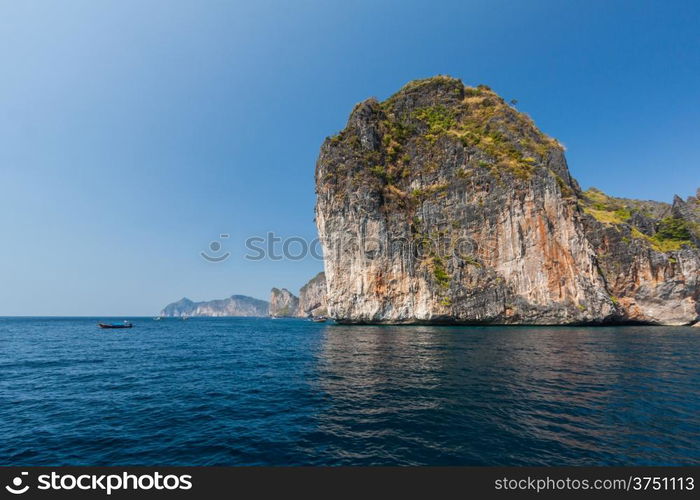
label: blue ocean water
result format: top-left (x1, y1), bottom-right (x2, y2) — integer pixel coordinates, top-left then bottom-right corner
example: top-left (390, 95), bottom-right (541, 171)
top-left (0, 317), bottom-right (698, 466)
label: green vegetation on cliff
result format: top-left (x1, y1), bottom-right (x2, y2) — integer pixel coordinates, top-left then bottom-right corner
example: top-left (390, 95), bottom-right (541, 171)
top-left (382, 78), bottom-right (563, 181)
top-left (581, 188), bottom-right (632, 224)
top-left (582, 187), bottom-right (695, 252)
top-left (326, 76), bottom-right (566, 189)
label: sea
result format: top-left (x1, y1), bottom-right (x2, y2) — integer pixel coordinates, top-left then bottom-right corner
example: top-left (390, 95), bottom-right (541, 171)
top-left (0, 317), bottom-right (698, 466)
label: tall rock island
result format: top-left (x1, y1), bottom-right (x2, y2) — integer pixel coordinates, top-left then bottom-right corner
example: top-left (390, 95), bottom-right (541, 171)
top-left (314, 76), bottom-right (699, 325)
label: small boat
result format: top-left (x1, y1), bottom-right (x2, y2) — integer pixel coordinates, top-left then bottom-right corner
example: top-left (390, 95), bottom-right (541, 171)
top-left (181, 315), bottom-right (189, 321)
top-left (153, 316), bottom-right (162, 321)
top-left (312, 316), bottom-right (327, 323)
top-left (98, 321), bottom-right (133, 329)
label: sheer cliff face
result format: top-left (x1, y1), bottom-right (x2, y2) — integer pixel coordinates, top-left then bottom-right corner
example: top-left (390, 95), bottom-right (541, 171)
top-left (298, 272), bottom-right (327, 317)
top-left (268, 273), bottom-right (328, 318)
top-left (315, 76), bottom-right (699, 325)
top-left (269, 288), bottom-right (299, 317)
top-left (580, 190), bottom-right (700, 325)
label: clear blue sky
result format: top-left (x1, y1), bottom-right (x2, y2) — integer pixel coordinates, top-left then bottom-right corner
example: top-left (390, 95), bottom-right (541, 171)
top-left (1, 0), bottom-right (698, 316)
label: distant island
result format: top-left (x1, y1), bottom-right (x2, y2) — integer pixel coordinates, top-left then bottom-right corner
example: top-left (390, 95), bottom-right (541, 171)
top-left (159, 272), bottom-right (328, 318)
top-left (159, 295), bottom-right (269, 317)
top-left (314, 76), bottom-right (699, 325)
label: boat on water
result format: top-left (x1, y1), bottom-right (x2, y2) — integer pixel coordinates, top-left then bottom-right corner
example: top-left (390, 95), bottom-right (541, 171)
top-left (98, 321), bottom-right (133, 329)
top-left (153, 316), bottom-right (162, 321)
top-left (311, 317), bottom-right (328, 323)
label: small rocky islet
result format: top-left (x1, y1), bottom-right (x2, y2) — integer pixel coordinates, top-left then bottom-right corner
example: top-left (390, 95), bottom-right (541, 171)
top-left (269, 272), bottom-right (328, 318)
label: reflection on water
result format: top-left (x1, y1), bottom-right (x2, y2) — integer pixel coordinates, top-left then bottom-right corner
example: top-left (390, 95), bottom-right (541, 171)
top-left (310, 325), bottom-right (700, 465)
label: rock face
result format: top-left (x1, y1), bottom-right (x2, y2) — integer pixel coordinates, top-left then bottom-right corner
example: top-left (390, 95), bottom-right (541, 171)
top-left (269, 273), bottom-right (329, 318)
top-left (269, 288), bottom-right (300, 317)
top-left (580, 188), bottom-right (700, 325)
top-left (160, 295), bottom-right (269, 317)
top-left (315, 76), bottom-right (700, 325)
top-left (298, 272), bottom-right (328, 318)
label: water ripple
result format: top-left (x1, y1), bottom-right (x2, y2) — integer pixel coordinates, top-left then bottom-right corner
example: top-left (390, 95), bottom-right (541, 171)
top-left (0, 318), bottom-right (698, 465)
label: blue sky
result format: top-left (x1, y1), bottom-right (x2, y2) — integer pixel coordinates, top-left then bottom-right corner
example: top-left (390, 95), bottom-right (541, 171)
top-left (1, 0), bottom-right (698, 315)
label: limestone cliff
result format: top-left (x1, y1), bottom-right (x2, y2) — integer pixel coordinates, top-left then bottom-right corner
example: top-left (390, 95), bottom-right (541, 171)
top-left (269, 288), bottom-right (300, 317)
top-left (314, 76), bottom-right (699, 325)
top-left (580, 188), bottom-right (700, 325)
top-left (298, 272), bottom-right (328, 318)
top-left (269, 273), bottom-right (328, 318)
